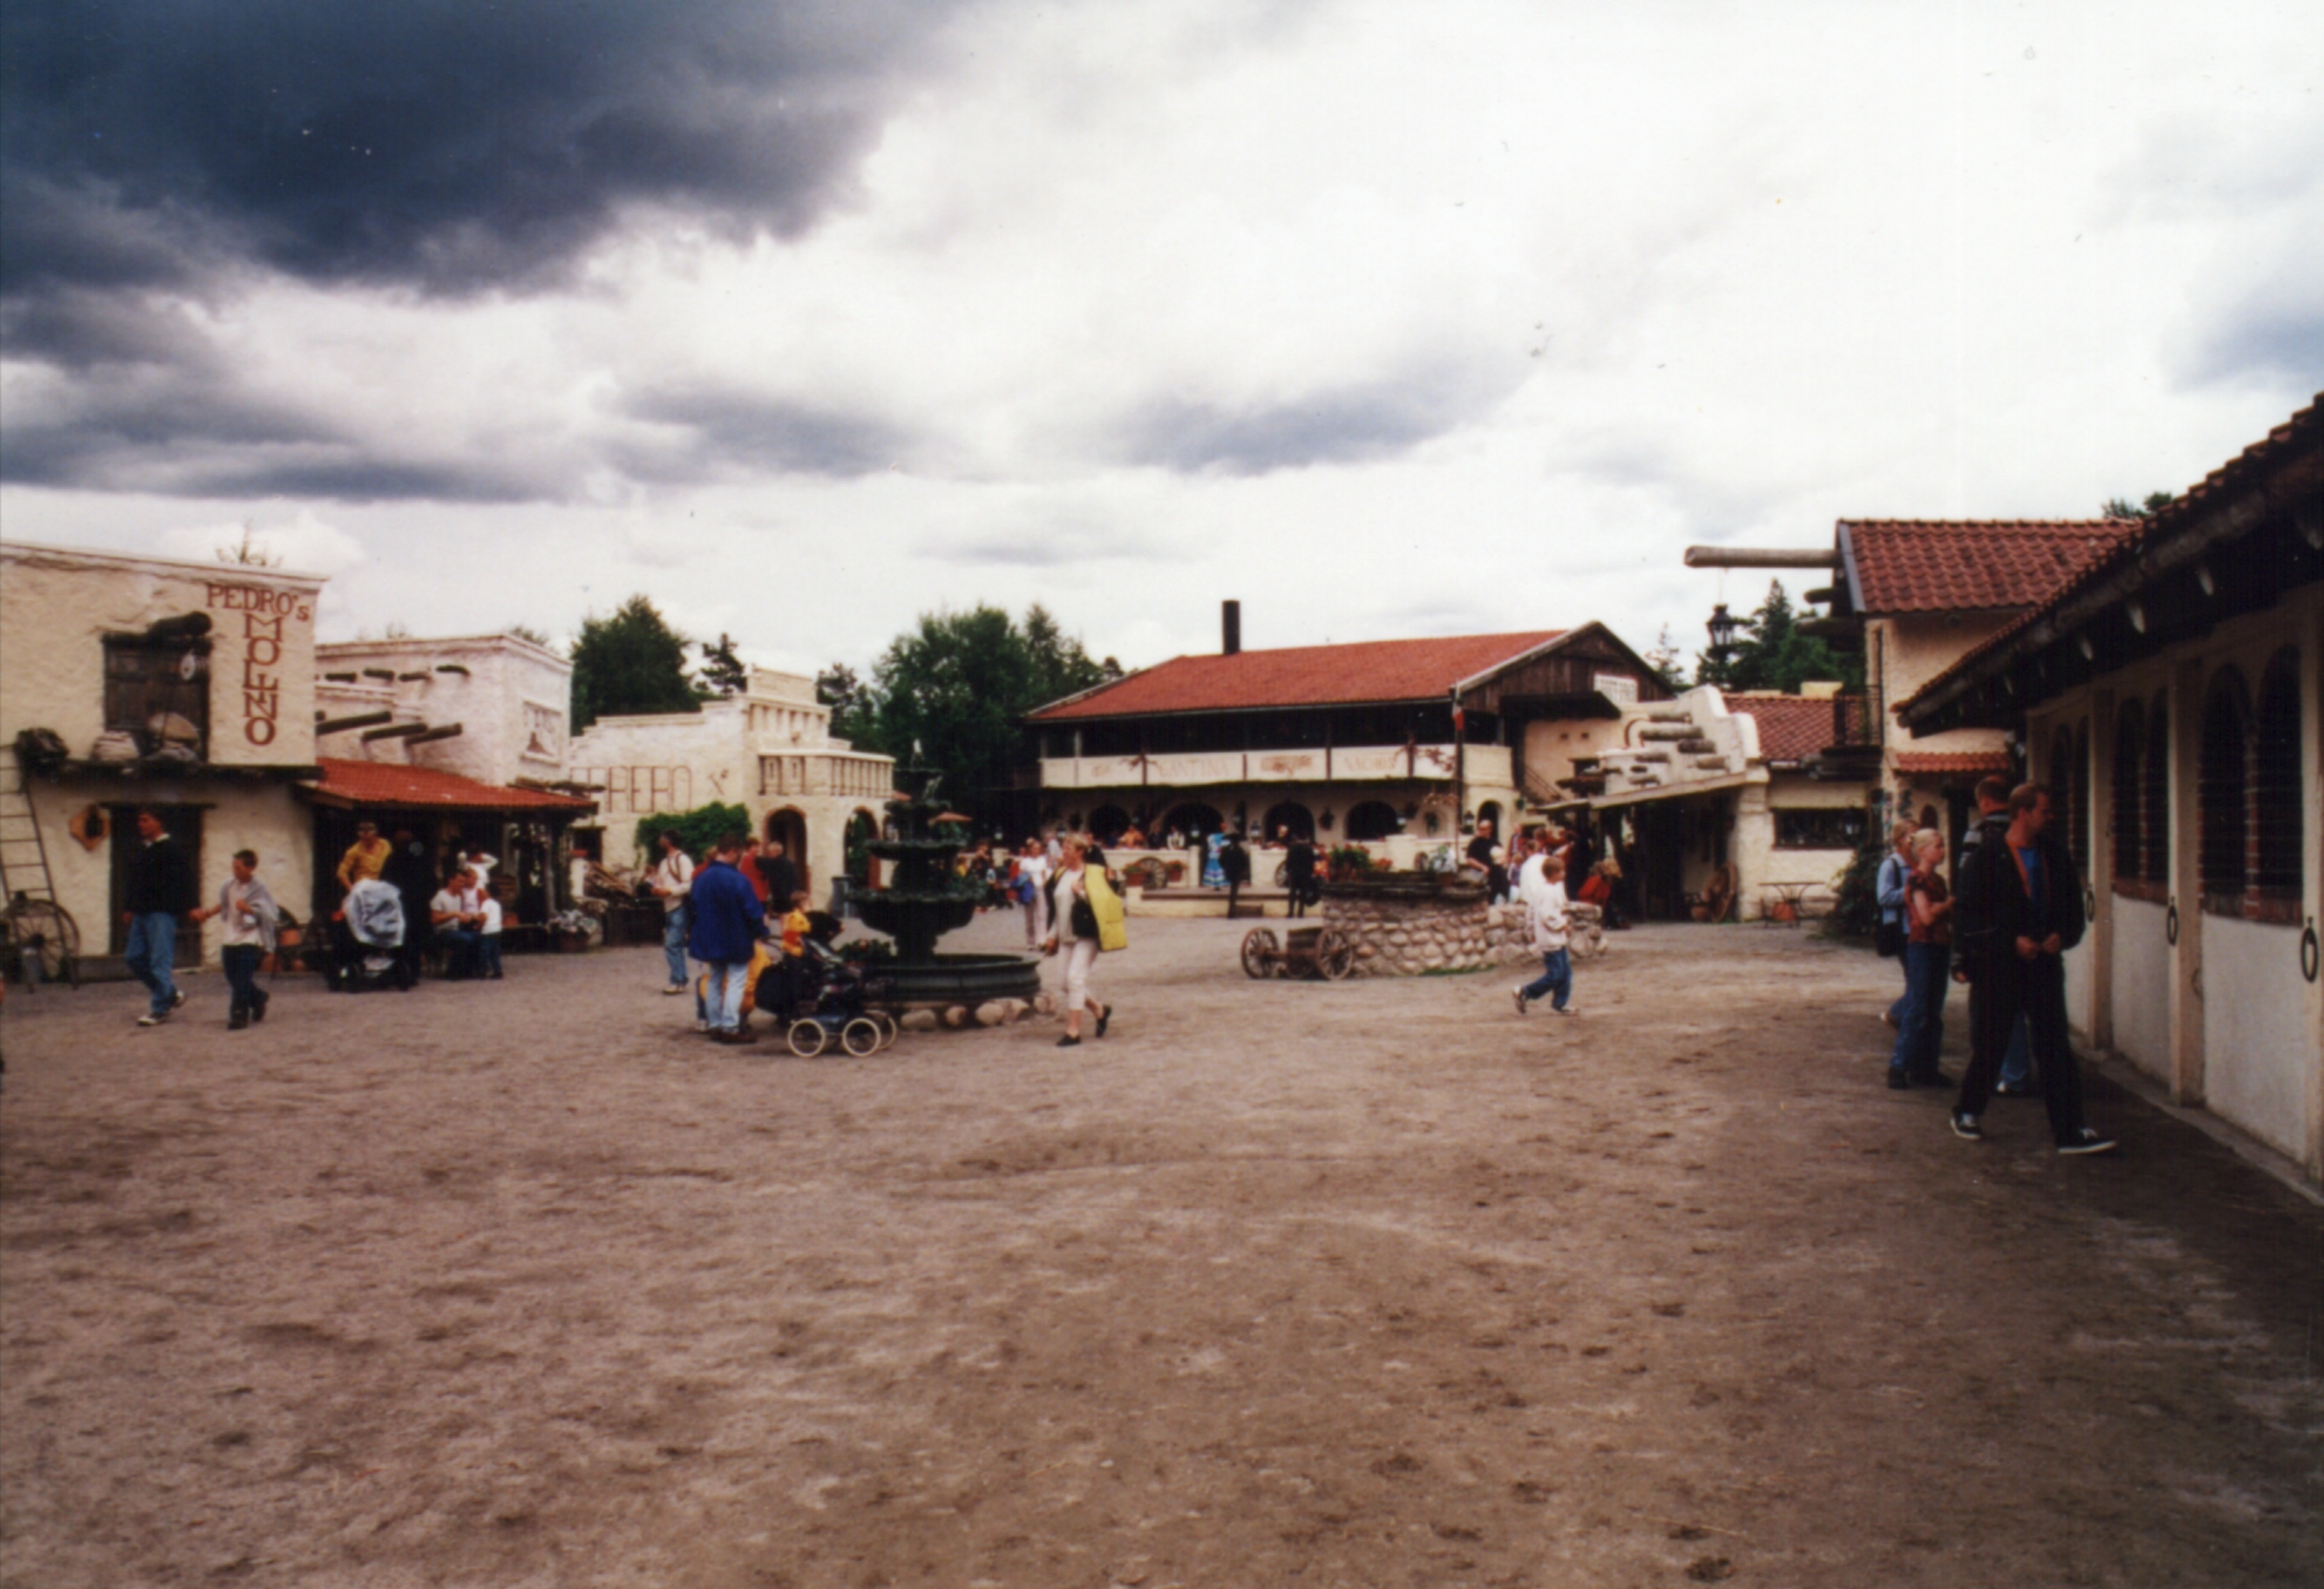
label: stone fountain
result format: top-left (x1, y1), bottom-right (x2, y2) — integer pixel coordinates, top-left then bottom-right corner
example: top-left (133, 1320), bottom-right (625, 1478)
top-left (851, 755), bottom-right (1041, 1008)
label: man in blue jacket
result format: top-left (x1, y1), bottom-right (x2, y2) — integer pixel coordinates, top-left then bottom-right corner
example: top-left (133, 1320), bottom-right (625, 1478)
top-left (1948, 783), bottom-right (2114, 1155)
top-left (688, 834), bottom-right (768, 1045)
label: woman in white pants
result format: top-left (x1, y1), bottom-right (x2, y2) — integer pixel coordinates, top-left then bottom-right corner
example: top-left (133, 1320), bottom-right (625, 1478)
top-left (1042, 836), bottom-right (1112, 1048)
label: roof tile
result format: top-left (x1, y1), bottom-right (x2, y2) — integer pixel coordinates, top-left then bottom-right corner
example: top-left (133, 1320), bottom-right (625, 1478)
top-left (1028, 631), bottom-right (1567, 720)
top-left (1726, 692), bottom-right (1831, 764)
top-left (1842, 521), bottom-right (2139, 614)
top-left (309, 758), bottom-right (595, 812)
top-left (1894, 751), bottom-right (2015, 775)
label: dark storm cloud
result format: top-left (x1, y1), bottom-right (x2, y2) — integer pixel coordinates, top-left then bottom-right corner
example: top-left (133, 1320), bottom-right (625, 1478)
top-left (1117, 362), bottom-right (1516, 476)
top-left (617, 386), bottom-right (909, 479)
top-left (2184, 295), bottom-right (2324, 390)
top-left (0, 360), bottom-right (542, 503)
top-left (1, 1), bottom-right (963, 303)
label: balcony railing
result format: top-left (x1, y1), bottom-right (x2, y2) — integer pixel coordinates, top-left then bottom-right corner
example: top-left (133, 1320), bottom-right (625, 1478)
top-left (1829, 689), bottom-right (1882, 751)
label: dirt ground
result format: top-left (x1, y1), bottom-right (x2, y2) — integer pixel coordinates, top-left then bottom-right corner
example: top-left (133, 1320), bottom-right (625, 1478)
top-left (3, 913), bottom-right (2319, 1589)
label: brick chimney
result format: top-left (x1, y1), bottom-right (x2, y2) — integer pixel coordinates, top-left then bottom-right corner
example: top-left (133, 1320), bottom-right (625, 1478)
top-left (1222, 599), bottom-right (1241, 656)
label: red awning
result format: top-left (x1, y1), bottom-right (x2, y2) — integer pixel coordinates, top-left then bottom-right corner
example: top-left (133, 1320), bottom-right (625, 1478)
top-left (305, 758), bottom-right (597, 814)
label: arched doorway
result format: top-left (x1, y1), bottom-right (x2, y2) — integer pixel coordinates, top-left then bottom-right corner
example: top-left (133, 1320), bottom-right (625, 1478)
top-left (844, 808), bottom-right (878, 886)
top-left (764, 806), bottom-right (810, 895)
top-left (1161, 802), bottom-right (1223, 842)
top-left (1476, 800), bottom-right (1503, 836)
top-left (1263, 801), bottom-right (1314, 841)
top-left (1345, 800), bottom-right (1402, 841)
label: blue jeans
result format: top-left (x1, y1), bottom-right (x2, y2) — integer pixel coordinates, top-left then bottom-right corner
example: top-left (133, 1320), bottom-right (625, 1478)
top-left (478, 934), bottom-right (503, 977)
top-left (1522, 949), bottom-right (1573, 1010)
top-left (125, 912), bottom-right (179, 1017)
top-left (704, 960), bottom-right (749, 1032)
top-left (662, 903), bottom-right (690, 988)
top-left (1998, 1015), bottom-right (2033, 1088)
top-left (1887, 920), bottom-right (1911, 1024)
top-left (434, 927), bottom-right (481, 978)
top-left (1890, 941), bottom-right (1951, 1080)
top-left (221, 944), bottom-right (266, 1021)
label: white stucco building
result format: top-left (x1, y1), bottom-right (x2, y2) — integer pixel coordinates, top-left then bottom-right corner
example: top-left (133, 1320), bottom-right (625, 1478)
top-left (314, 633), bottom-right (575, 789)
top-left (1903, 398), bottom-right (2322, 1185)
top-left (565, 667), bottom-right (895, 897)
top-left (1, 542), bottom-right (324, 972)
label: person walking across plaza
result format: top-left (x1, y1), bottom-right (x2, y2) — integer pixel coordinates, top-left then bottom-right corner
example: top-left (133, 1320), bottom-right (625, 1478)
top-left (1875, 819), bottom-right (1915, 1028)
top-left (190, 848), bottom-right (280, 1029)
top-left (688, 835), bottom-right (766, 1045)
top-left (1886, 829), bottom-right (1952, 1089)
top-left (1512, 853), bottom-right (1577, 1016)
top-left (648, 829), bottom-right (696, 995)
top-left (1948, 784), bottom-right (2115, 1154)
top-left (1283, 827), bottom-right (1316, 918)
top-left (124, 808), bottom-right (198, 1026)
top-left (1015, 837), bottom-right (1051, 948)
top-left (1043, 836), bottom-right (1119, 1047)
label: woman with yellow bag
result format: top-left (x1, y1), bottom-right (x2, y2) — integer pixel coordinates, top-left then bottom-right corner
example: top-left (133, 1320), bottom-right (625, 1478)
top-left (1042, 836), bottom-right (1125, 1047)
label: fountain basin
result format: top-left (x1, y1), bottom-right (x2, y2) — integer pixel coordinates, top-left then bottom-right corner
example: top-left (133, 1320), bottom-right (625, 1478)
top-left (870, 952), bottom-right (1043, 1009)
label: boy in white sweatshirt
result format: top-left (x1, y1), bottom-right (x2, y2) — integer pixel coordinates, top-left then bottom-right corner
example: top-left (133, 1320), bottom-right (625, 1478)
top-left (1512, 855), bottom-right (1577, 1016)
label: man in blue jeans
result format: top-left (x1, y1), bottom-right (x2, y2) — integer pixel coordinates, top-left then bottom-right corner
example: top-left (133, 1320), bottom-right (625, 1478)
top-left (648, 829), bottom-right (695, 994)
top-left (1512, 854), bottom-right (1577, 1016)
top-left (688, 833), bottom-right (768, 1046)
top-left (124, 808), bottom-right (199, 1027)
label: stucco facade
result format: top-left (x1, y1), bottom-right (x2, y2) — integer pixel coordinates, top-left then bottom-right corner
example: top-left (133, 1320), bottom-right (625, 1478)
top-left (565, 667), bottom-right (895, 896)
top-left (0, 542), bottom-right (324, 969)
top-left (316, 635), bottom-right (574, 787)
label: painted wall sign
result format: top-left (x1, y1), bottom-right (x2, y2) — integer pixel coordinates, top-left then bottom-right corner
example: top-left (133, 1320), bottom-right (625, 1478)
top-left (207, 582), bottom-right (313, 749)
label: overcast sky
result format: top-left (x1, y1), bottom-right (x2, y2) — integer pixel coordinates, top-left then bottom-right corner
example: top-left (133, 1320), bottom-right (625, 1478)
top-left (3, 1), bottom-right (2317, 678)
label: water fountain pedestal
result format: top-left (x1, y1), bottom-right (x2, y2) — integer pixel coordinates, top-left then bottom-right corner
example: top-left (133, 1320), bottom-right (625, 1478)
top-left (850, 758), bottom-right (1041, 1008)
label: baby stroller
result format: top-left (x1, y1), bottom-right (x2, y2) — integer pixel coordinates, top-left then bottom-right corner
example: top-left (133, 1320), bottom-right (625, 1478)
top-left (332, 878), bottom-right (415, 992)
top-left (757, 931), bottom-right (898, 1057)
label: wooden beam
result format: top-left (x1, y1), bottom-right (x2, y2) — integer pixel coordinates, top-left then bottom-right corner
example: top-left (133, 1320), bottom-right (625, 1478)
top-left (358, 721), bottom-right (432, 743)
top-left (316, 710), bottom-right (396, 735)
top-left (1683, 546), bottom-right (1838, 569)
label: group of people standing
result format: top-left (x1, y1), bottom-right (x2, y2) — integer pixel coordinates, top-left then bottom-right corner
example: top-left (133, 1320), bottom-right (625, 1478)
top-left (1875, 777), bottom-right (2116, 1155)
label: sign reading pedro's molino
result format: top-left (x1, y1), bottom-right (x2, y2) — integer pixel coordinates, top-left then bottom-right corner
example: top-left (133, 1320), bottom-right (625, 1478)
top-left (203, 578), bottom-right (314, 754)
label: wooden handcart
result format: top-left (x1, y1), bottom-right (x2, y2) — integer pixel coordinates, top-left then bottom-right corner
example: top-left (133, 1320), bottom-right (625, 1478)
top-left (1239, 924), bottom-right (1357, 981)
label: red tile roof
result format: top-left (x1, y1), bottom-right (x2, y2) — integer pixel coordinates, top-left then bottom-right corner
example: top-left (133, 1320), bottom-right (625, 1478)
top-left (307, 758), bottom-right (596, 812)
top-left (1028, 631), bottom-right (1567, 720)
top-left (1898, 395), bottom-right (2322, 722)
top-left (1841, 520), bottom-right (2139, 614)
top-left (1727, 692), bottom-right (1831, 764)
top-left (1894, 751), bottom-right (2014, 775)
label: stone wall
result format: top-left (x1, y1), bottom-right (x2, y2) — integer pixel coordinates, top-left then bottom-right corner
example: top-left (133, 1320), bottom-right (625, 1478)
top-left (1321, 881), bottom-right (1533, 976)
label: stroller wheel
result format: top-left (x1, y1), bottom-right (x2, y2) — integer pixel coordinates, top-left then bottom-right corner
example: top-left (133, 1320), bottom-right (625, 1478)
top-left (870, 1010), bottom-right (901, 1049)
top-left (840, 1017), bottom-right (883, 1058)
top-left (786, 1019), bottom-right (829, 1058)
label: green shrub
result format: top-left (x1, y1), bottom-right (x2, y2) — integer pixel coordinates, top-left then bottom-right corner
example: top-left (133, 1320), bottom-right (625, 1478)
top-left (634, 802), bottom-right (752, 864)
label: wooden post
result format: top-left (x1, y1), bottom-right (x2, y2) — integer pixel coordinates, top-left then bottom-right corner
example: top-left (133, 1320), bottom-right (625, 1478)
top-left (2087, 687), bottom-right (2116, 1055)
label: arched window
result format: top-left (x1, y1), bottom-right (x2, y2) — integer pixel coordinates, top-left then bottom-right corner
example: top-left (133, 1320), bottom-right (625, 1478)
top-left (1345, 800), bottom-right (1403, 841)
top-left (2069, 719), bottom-right (2091, 873)
top-left (2050, 724), bottom-right (2078, 870)
top-left (1262, 801), bottom-right (1315, 841)
top-left (2198, 668), bottom-right (2251, 911)
top-left (2141, 691), bottom-right (2170, 885)
top-left (2253, 648), bottom-right (2303, 904)
top-left (2111, 698), bottom-right (2143, 886)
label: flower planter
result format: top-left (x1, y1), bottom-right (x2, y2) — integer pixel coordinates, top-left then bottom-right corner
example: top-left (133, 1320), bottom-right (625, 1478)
top-left (552, 929), bottom-right (593, 954)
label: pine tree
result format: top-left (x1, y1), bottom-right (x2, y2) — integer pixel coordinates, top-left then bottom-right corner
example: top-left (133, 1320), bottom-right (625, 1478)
top-left (569, 595), bottom-right (700, 732)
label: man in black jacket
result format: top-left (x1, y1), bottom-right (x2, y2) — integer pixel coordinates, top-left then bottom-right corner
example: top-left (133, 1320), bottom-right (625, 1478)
top-left (124, 808), bottom-right (198, 1026)
top-left (1948, 783), bottom-right (2116, 1154)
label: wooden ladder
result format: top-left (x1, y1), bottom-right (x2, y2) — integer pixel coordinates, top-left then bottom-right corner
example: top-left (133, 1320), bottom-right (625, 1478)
top-left (0, 744), bottom-right (60, 908)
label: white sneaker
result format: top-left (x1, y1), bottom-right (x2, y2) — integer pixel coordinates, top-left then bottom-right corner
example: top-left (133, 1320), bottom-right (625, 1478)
top-left (1550, 1005), bottom-right (1580, 1017)
top-left (136, 1011), bottom-right (169, 1027)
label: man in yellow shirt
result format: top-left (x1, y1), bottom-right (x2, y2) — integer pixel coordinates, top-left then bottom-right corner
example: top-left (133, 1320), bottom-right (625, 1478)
top-left (335, 820), bottom-right (390, 893)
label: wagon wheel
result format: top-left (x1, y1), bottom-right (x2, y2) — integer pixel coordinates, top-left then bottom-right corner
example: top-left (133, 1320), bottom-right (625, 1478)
top-left (1315, 927), bottom-right (1357, 981)
top-left (1240, 927), bottom-right (1280, 979)
top-left (1272, 860), bottom-right (1290, 888)
top-left (1, 898), bottom-right (80, 988)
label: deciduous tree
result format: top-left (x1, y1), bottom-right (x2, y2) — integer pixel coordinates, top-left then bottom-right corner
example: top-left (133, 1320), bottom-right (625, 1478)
top-left (570, 595), bottom-right (700, 732)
